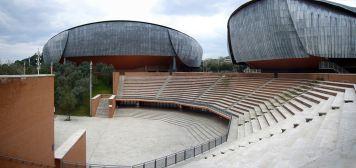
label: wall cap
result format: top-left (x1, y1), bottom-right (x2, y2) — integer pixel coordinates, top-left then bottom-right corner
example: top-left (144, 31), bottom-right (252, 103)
top-left (0, 74), bottom-right (55, 78)
top-left (55, 129), bottom-right (86, 159)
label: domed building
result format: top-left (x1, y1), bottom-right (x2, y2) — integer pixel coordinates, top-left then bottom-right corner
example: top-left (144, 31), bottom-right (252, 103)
top-left (228, 0), bottom-right (356, 72)
top-left (43, 20), bottom-right (203, 72)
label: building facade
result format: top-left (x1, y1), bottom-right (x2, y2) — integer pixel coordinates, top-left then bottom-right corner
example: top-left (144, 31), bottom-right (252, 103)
top-left (228, 0), bottom-right (356, 72)
top-left (43, 21), bottom-right (203, 72)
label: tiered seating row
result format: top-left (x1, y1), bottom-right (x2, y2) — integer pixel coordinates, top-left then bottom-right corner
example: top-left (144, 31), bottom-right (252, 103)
top-left (120, 75), bottom-right (353, 141)
top-left (122, 76), bottom-right (168, 98)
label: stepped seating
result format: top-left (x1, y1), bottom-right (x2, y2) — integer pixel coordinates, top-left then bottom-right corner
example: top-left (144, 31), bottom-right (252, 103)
top-left (118, 74), bottom-right (356, 167)
top-left (121, 76), bottom-right (168, 98)
top-left (196, 77), bottom-right (269, 110)
top-left (344, 88), bottom-right (355, 103)
top-left (176, 80), bottom-right (355, 168)
top-left (118, 109), bottom-right (228, 144)
top-left (119, 75), bottom-right (353, 137)
top-left (159, 75), bottom-right (219, 101)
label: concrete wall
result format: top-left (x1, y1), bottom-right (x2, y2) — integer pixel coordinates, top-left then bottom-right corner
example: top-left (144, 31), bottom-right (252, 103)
top-left (114, 72), bottom-right (356, 84)
top-left (90, 95), bottom-right (101, 117)
top-left (278, 73), bottom-right (356, 83)
top-left (55, 130), bottom-right (86, 167)
top-left (0, 75), bottom-right (55, 167)
top-left (113, 72), bottom-right (120, 95)
top-left (91, 94), bottom-right (116, 118)
top-left (108, 95), bottom-right (116, 118)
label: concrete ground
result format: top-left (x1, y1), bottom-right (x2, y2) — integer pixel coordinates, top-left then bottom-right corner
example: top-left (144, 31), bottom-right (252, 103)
top-left (55, 107), bottom-right (228, 166)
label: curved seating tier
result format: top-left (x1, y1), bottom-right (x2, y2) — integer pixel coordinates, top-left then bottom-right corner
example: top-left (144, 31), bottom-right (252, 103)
top-left (118, 74), bottom-right (356, 167)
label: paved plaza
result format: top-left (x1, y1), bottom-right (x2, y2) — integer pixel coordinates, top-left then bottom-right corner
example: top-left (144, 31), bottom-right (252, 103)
top-left (55, 108), bottom-right (228, 166)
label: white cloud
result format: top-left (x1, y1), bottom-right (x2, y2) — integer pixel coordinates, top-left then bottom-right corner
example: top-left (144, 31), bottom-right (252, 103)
top-left (331, 0), bottom-right (356, 7)
top-left (0, 38), bottom-right (42, 62)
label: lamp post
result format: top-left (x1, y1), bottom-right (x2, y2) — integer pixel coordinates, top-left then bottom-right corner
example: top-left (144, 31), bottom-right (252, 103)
top-left (36, 49), bottom-right (41, 75)
top-left (50, 62), bottom-right (53, 74)
top-left (23, 62), bottom-right (26, 75)
top-left (89, 61), bottom-right (93, 116)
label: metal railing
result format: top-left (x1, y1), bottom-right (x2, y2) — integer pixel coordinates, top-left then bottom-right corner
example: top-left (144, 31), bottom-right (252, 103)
top-left (59, 134), bottom-right (228, 168)
top-left (319, 60), bottom-right (349, 73)
top-left (132, 134), bottom-right (228, 168)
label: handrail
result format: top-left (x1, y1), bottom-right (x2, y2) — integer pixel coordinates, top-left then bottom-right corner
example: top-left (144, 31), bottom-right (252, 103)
top-left (132, 134), bottom-right (228, 168)
top-left (319, 61), bottom-right (349, 73)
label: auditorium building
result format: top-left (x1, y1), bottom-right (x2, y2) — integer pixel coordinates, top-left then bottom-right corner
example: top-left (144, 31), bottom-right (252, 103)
top-left (228, 0), bottom-right (356, 73)
top-left (42, 21), bottom-right (203, 72)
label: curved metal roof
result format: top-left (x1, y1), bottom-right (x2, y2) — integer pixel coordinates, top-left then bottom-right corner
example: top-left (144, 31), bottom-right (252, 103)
top-left (227, 0), bottom-right (356, 63)
top-left (43, 20), bottom-right (203, 68)
top-left (48, 20), bottom-right (199, 45)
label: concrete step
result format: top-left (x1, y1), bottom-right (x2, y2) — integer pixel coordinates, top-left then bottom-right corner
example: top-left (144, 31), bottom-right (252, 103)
top-left (344, 88), bottom-right (355, 103)
top-left (249, 109), bottom-right (257, 120)
top-left (282, 104), bottom-right (296, 116)
top-left (237, 125), bottom-right (245, 139)
top-left (277, 106), bottom-right (293, 118)
top-left (264, 101), bottom-right (274, 110)
top-left (251, 119), bottom-right (261, 133)
top-left (257, 115), bottom-right (269, 129)
top-left (331, 93), bottom-right (344, 110)
top-left (316, 84), bottom-right (346, 92)
top-left (259, 104), bottom-right (268, 113)
top-left (294, 97), bottom-right (312, 108)
top-left (300, 94), bottom-right (321, 104)
top-left (244, 121), bottom-right (253, 137)
top-left (269, 98), bottom-right (281, 107)
top-left (264, 112), bottom-right (277, 126)
top-left (243, 112), bottom-right (251, 122)
top-left (310, 108), bottom-right (342, 159)
top-left (227, 116), bottom-right (239, 142)
top-left (237, 116), bottom-right (244, 126)
top-left (288, 100), bottom-right (304, 112)
top-left (312, 88), bottom-right (338, 96)
top-left (270, 109), bottom-right (284, 122)
top-left (305, 91), bottom-right (329, 100)
top-left (254, 107), bottom-right (263, 116)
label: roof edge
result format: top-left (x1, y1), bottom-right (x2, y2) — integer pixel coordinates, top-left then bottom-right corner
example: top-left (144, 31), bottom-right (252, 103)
top-left (46, 20), bottom-right (200, 45)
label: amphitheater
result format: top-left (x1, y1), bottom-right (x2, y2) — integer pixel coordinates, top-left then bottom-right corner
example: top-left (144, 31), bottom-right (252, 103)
top-left (53, 72), bottom-right (356, 167)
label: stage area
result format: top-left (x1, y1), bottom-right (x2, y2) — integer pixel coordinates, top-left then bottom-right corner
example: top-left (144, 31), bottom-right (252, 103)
top-left (55, 107), bottom-right (228, 166)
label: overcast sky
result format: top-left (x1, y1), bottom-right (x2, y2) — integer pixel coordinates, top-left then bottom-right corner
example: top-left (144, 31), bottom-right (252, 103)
top-left (0, 0), bottom-right (355, 62)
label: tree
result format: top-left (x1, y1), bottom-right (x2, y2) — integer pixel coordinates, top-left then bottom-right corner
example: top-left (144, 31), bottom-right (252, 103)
top-left (95, 63), bottom-right (114, 85)
top-left (60, 87), bottom-right (77, 121)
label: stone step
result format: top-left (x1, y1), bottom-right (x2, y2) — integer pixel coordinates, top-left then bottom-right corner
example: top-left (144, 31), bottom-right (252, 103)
top-left (257, 115), bottom-right (269, 129)
top-left (331, 93), bottom-right (344, 110)
top-left (277, 106), bottom-right (293, 118)
top-left (344, 88), bottom-right (355, 103)
top-left (270, 109), bottom-right (284, 122)
top-left (264, 112), bottom-right (277, 126)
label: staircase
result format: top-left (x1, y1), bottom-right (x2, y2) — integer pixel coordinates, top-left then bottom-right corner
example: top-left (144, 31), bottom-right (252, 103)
top-left (96, 98), bottom-right (110, 118)
top-left (175, 82), bottom-right (356, 168)
top-left (156, 76), bottom-right (171, 98)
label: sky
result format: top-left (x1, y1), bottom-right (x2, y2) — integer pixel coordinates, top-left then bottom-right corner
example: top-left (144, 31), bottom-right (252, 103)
top-left (0, 0), bottom-right (355, 62)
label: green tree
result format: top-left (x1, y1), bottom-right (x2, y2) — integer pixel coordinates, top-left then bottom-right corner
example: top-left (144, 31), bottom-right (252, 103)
top-left (60, 87), bottom-right (77, 121)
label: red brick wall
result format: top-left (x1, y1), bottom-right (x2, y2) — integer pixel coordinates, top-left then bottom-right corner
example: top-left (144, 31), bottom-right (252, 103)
top-left (113, 72), bottom-right (120, 95)
top-left (0, 76), bottom-right (55, 167)
top-left (90, 95), bottom-right (101, 117)
top-left (62, 132), bottom-right (86, 165)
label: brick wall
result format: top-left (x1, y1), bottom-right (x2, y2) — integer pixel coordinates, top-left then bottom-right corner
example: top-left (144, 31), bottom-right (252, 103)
top-left (0, 75), bottom-right (55, 167)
